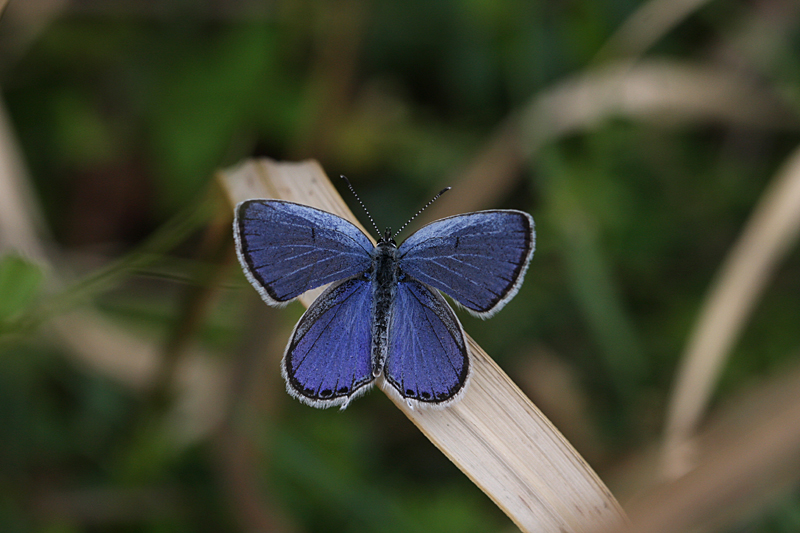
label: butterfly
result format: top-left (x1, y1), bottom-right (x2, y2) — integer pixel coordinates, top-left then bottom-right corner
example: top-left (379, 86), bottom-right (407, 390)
top-left (233, 181), bottom-right (535, 409)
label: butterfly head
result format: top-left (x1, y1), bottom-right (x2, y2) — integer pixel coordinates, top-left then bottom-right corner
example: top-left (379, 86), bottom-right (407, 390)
top-left (379, 228), bottom-right (397, 247)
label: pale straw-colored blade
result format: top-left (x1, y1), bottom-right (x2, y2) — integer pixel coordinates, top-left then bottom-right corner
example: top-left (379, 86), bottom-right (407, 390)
top-left (616, 360), bottom-right (800, 533)
top-left (218, 158), bottom-right (627, 533)
top-left (423, 59), bottom-right (796, 223)
top-left (662, 144), bottom-right (800, 478)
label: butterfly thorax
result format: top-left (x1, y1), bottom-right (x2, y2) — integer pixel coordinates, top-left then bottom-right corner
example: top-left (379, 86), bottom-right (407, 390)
top-left (370, 239), bottom-right (399, 376)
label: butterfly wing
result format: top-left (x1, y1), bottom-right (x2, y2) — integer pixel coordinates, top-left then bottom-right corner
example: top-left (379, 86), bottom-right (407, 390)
top-left (384, 279), bottom-right (469, 406)
top-left (283, 276), bottom-right (376, 408)
top-left (398, 210), bottom-right (534, 317)
top-left (234, 200), bottom-right (373, 305)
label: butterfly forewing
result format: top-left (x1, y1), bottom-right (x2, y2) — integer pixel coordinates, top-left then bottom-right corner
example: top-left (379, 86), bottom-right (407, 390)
top-left (398, 210), bottom-right (535, 317)
top-left (384, 279), bottom-right (469, 405)
top-left (234, 200), bottom-right (373, 304)
top-left (283, 277), bottom-right (376, 408)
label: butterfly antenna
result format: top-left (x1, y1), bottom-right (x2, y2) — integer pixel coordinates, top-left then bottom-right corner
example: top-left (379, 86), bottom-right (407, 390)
top-left (393, 186), bottom-right (451, 239)
top-left (340, 175), bottom-right (381, 238)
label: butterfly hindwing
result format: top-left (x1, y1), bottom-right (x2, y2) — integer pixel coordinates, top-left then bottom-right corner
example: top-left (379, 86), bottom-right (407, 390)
top-left (283, 276), bottom-right (376, 408)
top-left (234, 200), bottom-right (373, 304)
top-left (384, 278), bottom-right (469, 406)
top-left (398, 210), bottom-right (535, 317)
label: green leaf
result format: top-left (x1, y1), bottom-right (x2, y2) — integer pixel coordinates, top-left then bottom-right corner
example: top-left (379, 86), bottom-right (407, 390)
top-left (0, 254), bottom-right (44, 321)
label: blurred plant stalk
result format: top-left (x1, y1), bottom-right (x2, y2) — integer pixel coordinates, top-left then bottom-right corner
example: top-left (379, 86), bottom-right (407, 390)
top-left (662, 144), bottom-right (800, 478)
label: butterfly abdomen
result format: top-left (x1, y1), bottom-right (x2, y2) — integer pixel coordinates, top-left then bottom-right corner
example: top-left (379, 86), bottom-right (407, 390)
top-left (370, 241), bottom-right (399, 376)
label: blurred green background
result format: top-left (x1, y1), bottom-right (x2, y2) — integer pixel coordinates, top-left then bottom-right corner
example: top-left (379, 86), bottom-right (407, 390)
top-left (1, 0), bottom-right (800, 532)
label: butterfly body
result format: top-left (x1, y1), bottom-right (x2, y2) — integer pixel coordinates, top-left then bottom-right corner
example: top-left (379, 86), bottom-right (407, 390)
top-left (234, 198), bottom-right (535, 409)
top-left (369, 236), bottom-right (399, 378)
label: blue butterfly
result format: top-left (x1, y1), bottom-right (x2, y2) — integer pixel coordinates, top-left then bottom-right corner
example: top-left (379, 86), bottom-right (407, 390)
top-left (233, 184), bottom-right (535, 409)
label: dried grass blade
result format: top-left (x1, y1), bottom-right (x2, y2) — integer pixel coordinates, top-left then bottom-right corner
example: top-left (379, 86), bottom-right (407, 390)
top-left (662, 144), bottom-right (800, 477)
top-left (618, 362), bottom-right (800, 533)
top-left (427, 60), bottom-right (797, 222)
top-left (218, 158), bottom-right (627, 533)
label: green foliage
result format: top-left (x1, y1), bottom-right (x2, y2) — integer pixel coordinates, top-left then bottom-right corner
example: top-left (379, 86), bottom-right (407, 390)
top-left (1, 0), bottom-right (799, 531)
top-left (0, 254), bottom-right (43, 322)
